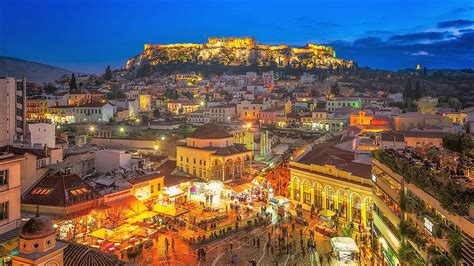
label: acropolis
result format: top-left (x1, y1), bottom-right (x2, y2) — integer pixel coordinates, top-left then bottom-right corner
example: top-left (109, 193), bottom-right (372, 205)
top-left (127, 37), bottom-right (353, 70)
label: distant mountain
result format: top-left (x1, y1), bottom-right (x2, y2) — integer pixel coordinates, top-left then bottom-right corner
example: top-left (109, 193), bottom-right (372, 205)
top-left (0, 56), bottom-right (73, 83)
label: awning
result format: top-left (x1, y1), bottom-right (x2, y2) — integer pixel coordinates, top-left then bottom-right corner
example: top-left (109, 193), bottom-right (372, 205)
top-left (126, 211), bottom-right (158, 224)
top-left (153, 204), bottom-right (189, 217)
top-left (89, 228), bottom-right (115, 240)
top-left (320, 209), bottom-right (336, 217)
top-left (106, 195), bottom-right (148, 218)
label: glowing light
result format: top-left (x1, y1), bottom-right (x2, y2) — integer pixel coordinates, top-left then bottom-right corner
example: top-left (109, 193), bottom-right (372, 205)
top-left (161, 136), bottom-right (165, 140)
top-left (56, 125), bottom-right (61, 129)
top-left (200, 101), bottom-right (205, 106)
top-left (246, 123), bottom-right (252, 128)
top-left (89, 126), bottom-right (95, 131)
top-left (153, 145), bottom-right (159, 150)
top-left (136, 119), bottom-right (140, 123)
top-left (120, 127), bottom-right (124, 132)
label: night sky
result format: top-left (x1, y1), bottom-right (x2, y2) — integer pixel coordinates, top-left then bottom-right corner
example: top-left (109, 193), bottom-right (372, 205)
top-left (1, 0), bottom-right (473, 73)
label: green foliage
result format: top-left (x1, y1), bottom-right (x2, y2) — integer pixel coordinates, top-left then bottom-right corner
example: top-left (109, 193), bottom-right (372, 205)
top-left (398, 243), bottom-right (418, 263)
top-left (107, 89), bottom-right (126, 100)
top-left (341, 225), bottom-right (353, 237)
top-left (136, 64), bottom-right (153, 78)
top-left (372, 149), bottom-right (473, 216)
top-left (331, 82), bottom-right (340, 96)
top-left (104, 65), bottom-right (112, 80)
top-left (69, 73), bottom-right (77, 89)
top-left (164, 89), bottom-right (179, 100)
top-left (403, 78), bottom-right (413, 99)
top-left (414, 80), bottom-right (422, 99)
top-left (43, 84), bottom-right (57, 94)
top-left (448, 231), bottom-right (463, 261)
top-left (442, 133), bottom-right (474, 154)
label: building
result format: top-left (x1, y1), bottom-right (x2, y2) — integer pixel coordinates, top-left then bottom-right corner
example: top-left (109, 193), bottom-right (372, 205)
top-left (236, 98), bottom-right (272, 121)
top-left (0, 153), bottom-right (24, 234)
top-left (74, 103), bottom-right (115, 123)
top-left (289, 141), bottom-right (372, 227)
top-left (326, 97), bottom-right (361, 112)
top-left (206, 104), bottom-right (236, 123)
top-left (26, 98), bottom-right (49, 121)
top-left (167, 99), bottom-right (200, 114)
top-left (28, 123), bottom-right (56, 149)
top-left (372, 149), bottom-right (474, 265)
top-left (95, 149), bottom-right (132, 174)
top-left (1, 145), bottom-right (63, 195)
top-left (393, 112), bottom-right (452, 131)
top-left (259, 107), bottom-right (286, 126)
top-left (12, 215), bottom-right (120, 265)
top-left (0, 77), bottom-right (27, 146)
top-left (21, 173), bottom-right (102, 216)
top-left (176, 123), bottom-right (252, 181)
top-left (139, 94), bottom-right (152, 112)
top-left (127, 173), bottom-right (164, 202)
top-left (46, 105), bottom-right (75, 124)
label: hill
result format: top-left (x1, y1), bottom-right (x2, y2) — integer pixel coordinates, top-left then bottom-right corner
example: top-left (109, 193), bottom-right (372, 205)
top-left (125, 37), bottom-right (355, 71)
top-left (0, 56), bottom-right (73, 83)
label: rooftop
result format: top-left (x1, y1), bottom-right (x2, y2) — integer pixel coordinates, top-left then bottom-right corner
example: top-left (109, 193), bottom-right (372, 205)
top-left (188, 123), bottom-right (233, 139)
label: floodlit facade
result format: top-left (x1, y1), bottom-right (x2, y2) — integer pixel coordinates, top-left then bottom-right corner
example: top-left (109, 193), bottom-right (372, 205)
top-left (0, 77), bottom-right (27, 146)
top-left (176, 123), bottom-right (252, 181)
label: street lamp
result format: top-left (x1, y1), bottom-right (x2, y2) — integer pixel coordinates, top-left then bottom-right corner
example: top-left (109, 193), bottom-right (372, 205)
top-left (153, 145), bottom-right (159, 150)
top-left (161, 136), bottom-right (165, 140)
top-left (89, 126), bottom-right (95, 132)
top-left (119, 127), bottom-right (124, 133)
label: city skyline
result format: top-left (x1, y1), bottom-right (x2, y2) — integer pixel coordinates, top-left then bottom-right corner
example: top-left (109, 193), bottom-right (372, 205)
top-left (1, 0), bottom-right (473, 73)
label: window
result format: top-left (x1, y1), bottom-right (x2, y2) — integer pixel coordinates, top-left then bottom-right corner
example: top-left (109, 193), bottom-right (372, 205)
top-left (16, 108), bottom-right (23, 116)
top-left (16, 96), bottom-right (23, 104)
top-left (150, 185), bottom-right (154, 193)
top-left (157, 183), bottom-right (161, 192)
top-left (0, 170), bottom-right (8, 186)
top-left (0, 202), bottom-right (8, 220)
top-left (31, 188), bottom-right (52, 195)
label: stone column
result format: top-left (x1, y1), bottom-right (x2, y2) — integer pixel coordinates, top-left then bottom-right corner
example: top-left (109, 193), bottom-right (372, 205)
top-left (322, 191), bottom-right (327, 209)
top-left (232, 163), bottom-right (235, 180)
top-left (361, 202), bottom-right (367, 228)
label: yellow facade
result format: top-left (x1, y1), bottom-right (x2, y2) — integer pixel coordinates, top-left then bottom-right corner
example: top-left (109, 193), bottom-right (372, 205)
top-left (131, 176), bottom-right (164, 202)
top-left (350, 111), bottom-right (373, 126)
top-left (289, 161), bottom-right (372, 227)
top-left (176, 145), bottom-right (252, 181)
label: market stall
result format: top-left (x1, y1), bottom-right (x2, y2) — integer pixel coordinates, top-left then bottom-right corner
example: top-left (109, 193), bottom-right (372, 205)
top-left (314, 209), bottom-right (337, 237)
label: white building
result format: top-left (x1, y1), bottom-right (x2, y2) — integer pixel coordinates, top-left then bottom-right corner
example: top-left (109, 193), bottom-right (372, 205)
top-left (28, 123), bottom-right (56, 149)
top-left (95, 149), bottom-right (131, 174)
top-left (388, 92), bottom-right (403, 103)
top-left (74, 103), bottom-right (115, 123)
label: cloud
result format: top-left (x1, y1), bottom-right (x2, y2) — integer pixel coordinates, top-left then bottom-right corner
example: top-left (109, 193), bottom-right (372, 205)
top-left (408, 51), bottom-right (433, 56)
top-left (388, 31), bottom-right (454, 43)
top-left (326, 31), bottom-right (474, 70)
top-left (353, 37), bottom-right (383, 47)
top-left (449, 7), bottom-right (474, 15)
top-left (437, 19), bottom-right (474, 28)
top-left (364, 30), bottom-right (393, 35)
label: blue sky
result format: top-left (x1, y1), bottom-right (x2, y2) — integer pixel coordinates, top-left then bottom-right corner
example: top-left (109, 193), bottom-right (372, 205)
top-left (1, 0), bottom-right (473, 73)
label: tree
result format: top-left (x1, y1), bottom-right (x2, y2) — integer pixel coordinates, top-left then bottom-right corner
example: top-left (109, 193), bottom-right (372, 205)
top-left (69, 73), bottom-right (77, 89)
top-left (403, 78), bottom-right (413, 100)
top-left (330, 82), bottom-right (340, 96)
top-left (414, 81), bottom-right (422, 99)
top-left (43, 84), bottom-right (57, 94)
top-left (416, 97), bottom-right (437, 114)
top-left (104, 65), bottom-right (112, 80)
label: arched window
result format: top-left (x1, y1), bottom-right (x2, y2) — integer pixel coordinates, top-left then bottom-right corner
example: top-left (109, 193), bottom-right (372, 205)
top-left (293, 177), bottom-right (300, 201)
top-left (325, 186), bottom-right (335, 210)
top-left (302, 180), bottom-right (311, 204)
top-left (338, 190), bottom-right (348, 218)
top-left (314, 183), bottom-right (322, 208)
top-left (351, 193), bottom-right (362, 223)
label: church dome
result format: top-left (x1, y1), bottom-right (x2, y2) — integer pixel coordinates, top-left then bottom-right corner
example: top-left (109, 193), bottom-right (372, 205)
top-left (21, 216), bottom-right (55, 240)
top-left (188, 123), bottom-right (233, 139)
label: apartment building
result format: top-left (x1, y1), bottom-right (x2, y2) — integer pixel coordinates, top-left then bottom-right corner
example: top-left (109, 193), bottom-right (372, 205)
top-left (0, 77), bottom-right (27, 146)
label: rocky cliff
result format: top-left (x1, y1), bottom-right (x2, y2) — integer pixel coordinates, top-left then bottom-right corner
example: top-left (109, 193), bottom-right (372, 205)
top-left (125, 38), bottom-right (354, 70)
